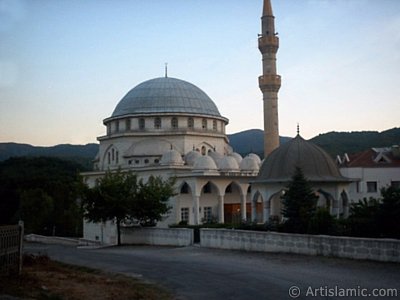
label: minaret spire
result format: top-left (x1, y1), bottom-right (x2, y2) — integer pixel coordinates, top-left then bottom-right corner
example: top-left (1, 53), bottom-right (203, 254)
top-left (165, 62), bottom-right (168, 78)
top-left (262, 0), bottom-right (273, 16)
top-left (259, 0), bottom-right (281, 158)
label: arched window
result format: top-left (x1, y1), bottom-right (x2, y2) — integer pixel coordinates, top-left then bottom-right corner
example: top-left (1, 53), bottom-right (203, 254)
top-left (107, 124), bottom-right (111, 135)
top-left (202, 118), bottom-right (207, 130)
top-left (115, 121), bottom-right (120, 132)
top-left (125, 119), bottom-right (131, 131)
top-left (201, 146), bottom-right (206, 155)
top-left (154, 117), bottom-right (161, 129)
top-left (203, 182), bottom-right (212, 194)
top-left (212, 120), bottom-right (217, 131)
top-left (180, 182), bottom-right (190, 194)
top-left (188, 117), bottom-right (194, 129)
top-left (139, 118), bottom-right (145, 130)
top-left (171, 117), bottom-right (178, 129)
top-left (225, 183), bottom-right (232, 194)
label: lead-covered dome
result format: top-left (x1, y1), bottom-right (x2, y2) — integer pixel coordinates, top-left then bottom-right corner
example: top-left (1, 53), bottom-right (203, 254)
top-left (160, 149), bottom-right (184, 166)
top-left (193, 155), bottom-right (218, 171)
top-left (112, 77), bottom-right (221, 117)
top-left (257, 134), bottom-right (348, 182)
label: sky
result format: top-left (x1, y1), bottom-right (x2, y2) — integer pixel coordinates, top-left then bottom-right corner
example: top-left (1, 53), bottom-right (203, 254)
top-left (1, 0), bottom-right (399, 146)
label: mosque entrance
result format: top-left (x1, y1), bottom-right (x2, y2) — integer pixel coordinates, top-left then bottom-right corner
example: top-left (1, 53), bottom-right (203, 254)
top-left (224, 203), bottom-right (251, 224)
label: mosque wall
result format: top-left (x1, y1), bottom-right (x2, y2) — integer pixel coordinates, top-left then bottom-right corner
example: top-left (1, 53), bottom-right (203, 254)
top-left (200, 228), bottom-right (400, 263)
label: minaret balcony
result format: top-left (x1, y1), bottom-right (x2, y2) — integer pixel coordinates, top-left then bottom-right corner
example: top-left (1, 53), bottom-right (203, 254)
top-left (259, 75), bottom-right (281, 92)
top-left (258, 35), bottom-right (279, 52)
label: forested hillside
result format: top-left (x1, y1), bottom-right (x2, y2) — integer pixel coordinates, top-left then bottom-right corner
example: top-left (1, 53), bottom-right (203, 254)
top-left (228, 129), bottom-right (291, 156)
top-left (0, 157), bottom-right (84, 236)
top-left (1, 128), bottom-right (398, 162)
top-left (0, 143), bottom-right (98, 169)
top-left (311, 127), bottom-right (400, 157)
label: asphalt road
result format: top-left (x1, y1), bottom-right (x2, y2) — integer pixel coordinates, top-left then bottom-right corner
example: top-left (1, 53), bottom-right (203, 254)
top-left (25, 243), bottom-right (400, 300)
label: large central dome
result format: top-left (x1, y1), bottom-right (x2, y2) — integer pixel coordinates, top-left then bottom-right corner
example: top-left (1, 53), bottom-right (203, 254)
top-left (112, 77), bottom-right (221, 117)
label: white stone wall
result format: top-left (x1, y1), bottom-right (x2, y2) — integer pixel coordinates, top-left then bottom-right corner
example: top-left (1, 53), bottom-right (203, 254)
top-left (83, 220), bottom-right (118, 245)
top-left (200, 229), bottom-right (400, 262)
top-left (121, 227), bottom-right (193, 246)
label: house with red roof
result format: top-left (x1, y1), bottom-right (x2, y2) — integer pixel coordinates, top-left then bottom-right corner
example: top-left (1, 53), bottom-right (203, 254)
top-left (337, 146), bottom-right (400, 202)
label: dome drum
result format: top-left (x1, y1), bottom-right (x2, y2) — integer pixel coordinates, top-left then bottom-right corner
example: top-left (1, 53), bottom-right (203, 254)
top-left (102, 114), bottom-right (228, 137)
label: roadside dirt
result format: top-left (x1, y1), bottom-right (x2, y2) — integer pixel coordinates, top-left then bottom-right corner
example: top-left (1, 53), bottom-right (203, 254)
top-left (0, 254), bottom-right (173, 300)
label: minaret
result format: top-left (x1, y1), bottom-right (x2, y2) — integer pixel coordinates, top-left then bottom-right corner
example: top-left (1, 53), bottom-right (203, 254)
top-left (259, 0), bottom-right (281, 157)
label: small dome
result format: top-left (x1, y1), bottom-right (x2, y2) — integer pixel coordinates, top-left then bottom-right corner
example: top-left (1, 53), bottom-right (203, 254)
top-left (208, 151), bottom-right (224, 162)
top-left (193, 155), bottom-right (218, 171)
top-left (160, 150), bottom-right (184, 166)
top-left (218, 156), bottom-right (239, 172)
top-left (112, 77), bottom-right (222, 117)
top-left (229, 152), bottom-right (243, 164)
top-left (247, 153), bottom-right (261, 165)
top-left (257, 135), bottom-right (348, 182)
top-left (184, 150), bottom-right (201, 166)
top-left (240, 155), bottom-right (260, 172)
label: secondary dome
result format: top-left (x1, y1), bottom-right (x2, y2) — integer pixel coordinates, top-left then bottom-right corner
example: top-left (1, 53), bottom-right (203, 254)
top-left (112, 77), bottom-right (221, 117)
top-left (257, 134), bottom-right (348, 182)
top-left (193, 155), bottom-right (218, 171)
top-left (229, 152), bottom-right (243, 164)
top-left (218, 156), bottom-right (239, 172)
top-left (160, 149), bottom-right (184, 166)
top-left (184, 150), bottom-right (201, 166)
top-left (240, 155), bottom-right (260, 172)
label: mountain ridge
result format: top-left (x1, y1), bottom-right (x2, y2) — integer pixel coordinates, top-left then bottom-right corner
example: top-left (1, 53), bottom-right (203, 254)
top-left (1, 127), bottom-right (399, 165)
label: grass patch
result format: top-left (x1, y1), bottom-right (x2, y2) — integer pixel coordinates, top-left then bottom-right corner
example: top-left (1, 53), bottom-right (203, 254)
top-left (0, 254), bottom-right (173, 300)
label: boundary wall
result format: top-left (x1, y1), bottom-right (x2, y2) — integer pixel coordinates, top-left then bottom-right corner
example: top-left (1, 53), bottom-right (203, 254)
top-left (121, 227), bottom-right (193, 246)
top-left (200, 229), bottom-right (400, 262)
top-left (25, 234), bottom-right (79, 246)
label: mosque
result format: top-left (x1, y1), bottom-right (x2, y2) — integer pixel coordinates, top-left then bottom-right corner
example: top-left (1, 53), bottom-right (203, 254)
top-left (82, 0), bottom-right (351, 242)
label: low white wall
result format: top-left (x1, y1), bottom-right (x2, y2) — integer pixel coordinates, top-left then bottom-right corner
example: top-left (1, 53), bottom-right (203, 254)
top-left (200, 229), bottom-right (400, 262)
top-left (25, 234), bottom-right (79, 246)
top-left (121, 227), bottom-right (193, 246)
top-left (83, 220), bottom-right (117, 245)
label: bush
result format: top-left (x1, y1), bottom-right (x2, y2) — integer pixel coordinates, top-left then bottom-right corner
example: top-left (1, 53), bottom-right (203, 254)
top-left (307, 208), bottom-right (337, 235)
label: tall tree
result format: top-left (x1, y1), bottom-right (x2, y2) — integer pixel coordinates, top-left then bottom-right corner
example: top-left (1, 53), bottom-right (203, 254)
top-left (281, 167), bottom-right (318, 233)
top-left (133, 176), bottom-right (175, 226)
top-left (81, 170), bottom-right (175, 245)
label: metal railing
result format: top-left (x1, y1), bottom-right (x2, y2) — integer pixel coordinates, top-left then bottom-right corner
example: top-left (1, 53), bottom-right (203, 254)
top-left (0, 221), bottom-right (24, 275)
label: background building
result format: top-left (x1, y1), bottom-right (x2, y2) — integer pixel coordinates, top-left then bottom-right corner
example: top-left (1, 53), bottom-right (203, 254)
top-left (338, 146), bottom-right (400, 202)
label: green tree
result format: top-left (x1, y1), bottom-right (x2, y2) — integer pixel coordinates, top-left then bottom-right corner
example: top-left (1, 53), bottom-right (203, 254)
top-left (346, 197), bottom-right (380, 237)
top-left (19, 188), bottom-right (54, 234)
top-left (308, 208), bottom-right (336, 235)
top-left (133, 176), bottom-right (175, 226)
top-left (81, 170), bottom-right (175, 245)
top-left (281, 167), bottom-right (318, 233)
top-left (377, 186), bottom-right (400, 238)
